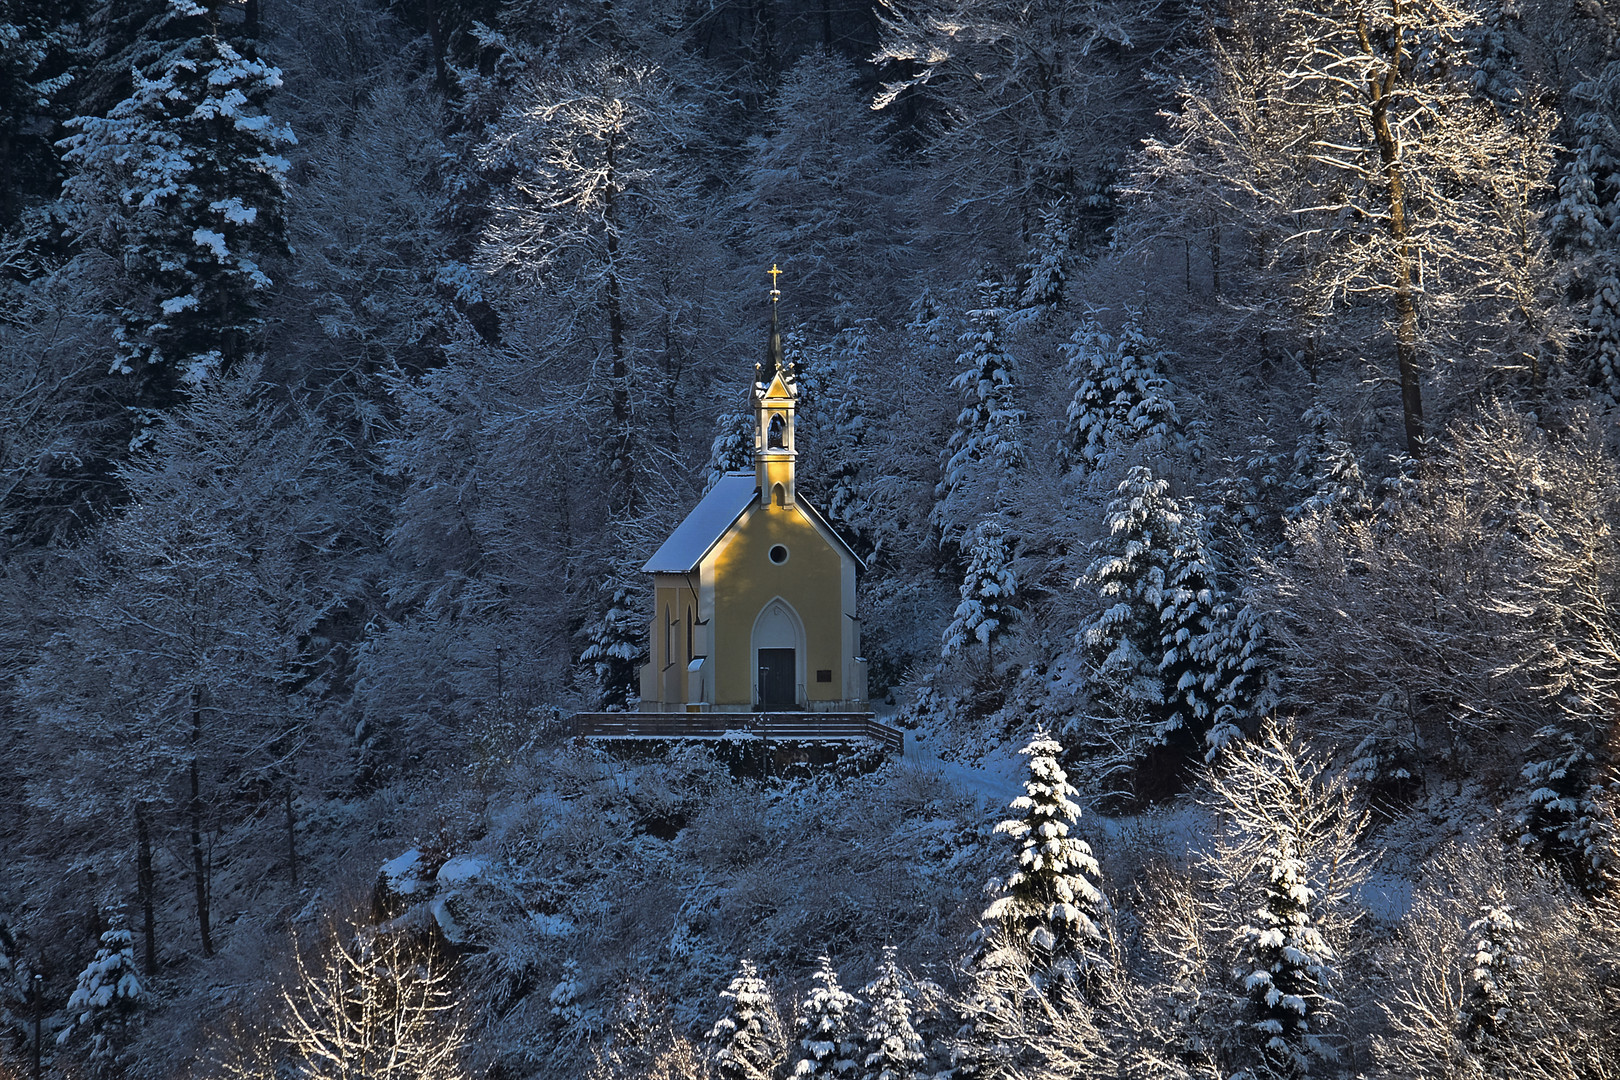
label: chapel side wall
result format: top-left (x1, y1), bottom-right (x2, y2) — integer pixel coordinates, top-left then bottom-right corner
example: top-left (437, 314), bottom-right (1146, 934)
top-left (649, 574), bottom-right (701, 707)
top-left (711, 505), bottom-right (843, 707)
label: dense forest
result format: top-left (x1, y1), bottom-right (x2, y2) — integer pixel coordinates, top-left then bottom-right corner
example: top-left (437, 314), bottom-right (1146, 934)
top-left (3, 0), bottom-right (1620, 1077)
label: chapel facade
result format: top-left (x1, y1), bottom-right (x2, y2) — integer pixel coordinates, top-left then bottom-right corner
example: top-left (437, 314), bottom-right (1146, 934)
top-left (638, 298), bottom-right (867, 713)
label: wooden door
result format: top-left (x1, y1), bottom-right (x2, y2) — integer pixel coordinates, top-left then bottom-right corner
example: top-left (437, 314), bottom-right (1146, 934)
top-left (757, 648), bottom-right (796, 710)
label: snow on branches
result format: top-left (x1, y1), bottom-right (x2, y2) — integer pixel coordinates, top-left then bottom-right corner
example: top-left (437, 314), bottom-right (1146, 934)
top-left (982, 731), bottom-right (1106, 971)
top-left (942, 517), bottom-right (1018, 665)
top-left (61, 0), bottom-right (293, 394)
top-left (1058, 313), bottom-right (1185, 480)
top-left (934, 292), bottom-right (1024, 541)
top-left (710, 959), bottom-right (786, 1080)
top-left (793, 956), bottom-right (860, 1078)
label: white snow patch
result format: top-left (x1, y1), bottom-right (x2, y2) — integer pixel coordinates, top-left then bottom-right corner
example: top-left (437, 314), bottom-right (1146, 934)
top-left (210, 197), bottom-right (256, 224)
top-left (429, 898), bottom-right (465, 943)
top-left (160, 294), bottom-right (198, 315)
top-left (381, 849), bottom-right (425, 894)
top-left (191, 228), bottom-right (228, 259)
top-left (435, 855), bottom-right (485, 885)
top-left (530, 913), bottom-right (576, 937)
top-left (180, 351), bottom-right (221, 386)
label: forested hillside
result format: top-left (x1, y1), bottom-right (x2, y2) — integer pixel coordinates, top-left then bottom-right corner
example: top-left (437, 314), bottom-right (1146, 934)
top-left (3, 0), bottom-right (1620, 1077)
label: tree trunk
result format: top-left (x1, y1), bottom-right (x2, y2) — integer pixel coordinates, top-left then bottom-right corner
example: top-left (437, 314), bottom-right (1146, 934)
top-left (190, 694), bottom-right (213, 957)
top-left (1362, 11), bottom-right (1424, 457)
top-left (425, 0), bottom-right (449, 96)
top-left (285, 784), bottom-right (298, 888)
top-left (136, 806), bottom-right (157, 976)
top-left (604, 135), bottom-right (634, 515)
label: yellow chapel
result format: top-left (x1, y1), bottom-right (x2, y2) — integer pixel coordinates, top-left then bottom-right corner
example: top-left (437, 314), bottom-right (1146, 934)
top-left (638, 290), bottom-right (867, 714)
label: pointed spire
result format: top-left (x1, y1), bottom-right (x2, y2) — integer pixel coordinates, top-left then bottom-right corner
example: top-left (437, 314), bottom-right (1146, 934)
top-left (762, 303), bottom-right (785, 385)
top-left (760, 263), bottom-right (786, 386)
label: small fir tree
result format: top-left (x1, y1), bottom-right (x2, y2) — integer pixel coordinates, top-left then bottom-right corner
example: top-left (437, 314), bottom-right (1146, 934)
top-left (860, 947), bottom-right (926, 1080)
top-left (1059, 313), bottom-right (1185, 478)
top-left (1058, 317), bottom-right (1115, 474)
top-left (60, 0), bottom-right (293, 399)
top-left (982, 731), bottom-right (1106, 972)
top-left (60, 924), bottom-right (144, 1061)
top-left (1078, 466), bottom-right (1227, 757)
top-left (1286, 402), bottom-right (1369, 522)
top-left (580, 578), bottom-right (647, 710)
top-left (1550, 63), bottom-right (1620, 403)
top-left (1195, 597), bottom-right (1276, 758)
top-left (705, 406), bottom-right (755, 494)
top-left (941, 517), bottom-right (1018, 666)
top-left (793, 956), bottom-right (861, 1078)
top-left (710, 959), bottom-right (785, 1080)
top-left (1460, 899), bottom-right (1524, 1047)
top-left (1017, 207), bottom-right (1068, 312)
top-left (1519, 725), bottom-right (1620, 896)
top-left (550, 959), bottom-right (584, 1025)
top-left (934, 292), bottom-right (1025, 538)
top-left (1155, 511), bottom-right (1224, 754)
top-left (1234, 838), bottom-right (1336, 1078)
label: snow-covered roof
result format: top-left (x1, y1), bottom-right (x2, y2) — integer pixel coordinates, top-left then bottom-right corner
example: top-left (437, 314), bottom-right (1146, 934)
top-left (642, 473), bottom-right (759, 573)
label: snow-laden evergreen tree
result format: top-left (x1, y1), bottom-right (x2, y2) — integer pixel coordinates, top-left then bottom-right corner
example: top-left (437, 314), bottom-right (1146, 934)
top-left (549, 959), bottom-right (583, 1025)
top-left (1519, 725), bottom-right (1620, 896)
top-left (941, 517), bottom-right (1018, 666)
top-left (580, 578), bottom-right (646, 710)
top-left (792, 956), bottom-right (861, 1078)
top-left (934, 289), bottom-right (1024, 540)
top-left (982, 730), bottom-right (1106, 974)
top-left (1460, 899), bottom-right (1524, 1047)
top-left (906, 286), bottom-right (954, 358)
top-left (1550, 60), bottom-right (1620, 403)
top-left (1058, 313), bottom-right (1184, 479)
top-left (0, 0), bottom-right (77, 229)
top-left (1016, 206), bottom-right (1068, 313)
top-left (60, 0), bottom-right (293, 399)
top-left (710, 959), bottom-right (785, 1080)
top-left (1155, 512), bottom-right (1224, 755)
top-left (1196, 597), bottom-right (1275, 758)
top-left (860, 947), bottom-right (926, 1080)
top-left (60, 924), bottom-right (143, 1062)
top-left (1234, 837), bottom-right (1337, 1079)
top-left (705, 406), bottom-right (755, 494)
top-left (1286, 402), bottom-right (1369, 522)
top-left (1077, 466), bottom-right (1225, 759)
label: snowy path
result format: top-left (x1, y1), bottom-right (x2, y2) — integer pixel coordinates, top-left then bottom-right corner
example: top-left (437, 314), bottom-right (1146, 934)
top-left (901, 728), bottom-right (1023, 806)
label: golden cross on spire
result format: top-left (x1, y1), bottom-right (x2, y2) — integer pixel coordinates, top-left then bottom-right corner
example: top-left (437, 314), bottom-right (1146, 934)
top-left (768, 263), bottom-right (783, 303)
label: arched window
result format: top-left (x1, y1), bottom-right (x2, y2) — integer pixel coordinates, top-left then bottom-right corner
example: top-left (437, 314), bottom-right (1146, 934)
top-left (767, 415), bottom-right (785, 450)
top-left (772, 483), bottom-right (786, 507)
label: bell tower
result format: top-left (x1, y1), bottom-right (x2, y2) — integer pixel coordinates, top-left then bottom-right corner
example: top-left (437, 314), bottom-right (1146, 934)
top-left (754, 264), bottom-right (796, 509)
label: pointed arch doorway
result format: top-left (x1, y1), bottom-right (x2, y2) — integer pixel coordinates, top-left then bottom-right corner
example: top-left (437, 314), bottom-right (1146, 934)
top-left (751, 598), bottom-right (804, 710)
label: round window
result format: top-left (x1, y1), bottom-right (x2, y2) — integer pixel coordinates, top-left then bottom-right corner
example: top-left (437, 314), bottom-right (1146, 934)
top-left (768, 544), bottom-right (789, 565)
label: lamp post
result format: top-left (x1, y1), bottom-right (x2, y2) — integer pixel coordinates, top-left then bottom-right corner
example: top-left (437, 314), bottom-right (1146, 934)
top-left (494, 642), bottom-right (505, 725)
top-left (31, 971), bottom-right (42, 1080)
